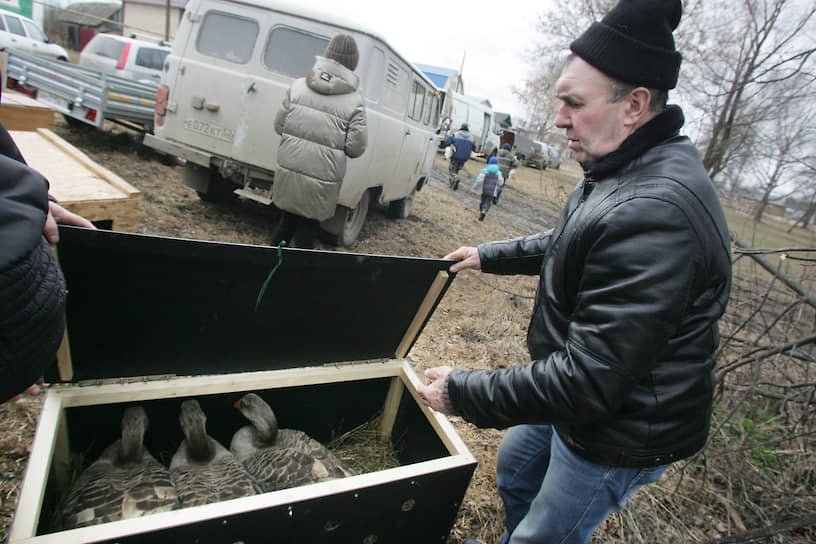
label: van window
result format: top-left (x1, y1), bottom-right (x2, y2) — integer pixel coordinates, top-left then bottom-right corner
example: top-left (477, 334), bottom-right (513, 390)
top-left (263, 27), bottom-right (327, 78)
top-left (135, 47), bottom-right (170, 70)
top-left (362, 46), bottom-right (385, 102)
top-left (382, 60), bottom-right (408, 113)
top-left (87, 36), bottom-right (126, 60)
top-left (197, 11), bottom-right (259, 64)
top-left (423, 89), bottom-right (435, 126)
top-left (4, 15), bottom-right (25, 37)
top-left (408, 80), bottom-right (424, 121)
top-left (0, 17), bottom-right (5, 31)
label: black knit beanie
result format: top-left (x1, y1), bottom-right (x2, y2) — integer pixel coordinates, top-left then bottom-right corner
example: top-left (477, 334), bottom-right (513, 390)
top-left (325, 34), bottom-right (359, 72)
top-left (570, 0), bottom-right (683, 89)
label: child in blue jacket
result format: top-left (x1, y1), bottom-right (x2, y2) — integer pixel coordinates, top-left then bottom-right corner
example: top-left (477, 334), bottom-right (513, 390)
top-left (472, 156), bottom-right (504, 221)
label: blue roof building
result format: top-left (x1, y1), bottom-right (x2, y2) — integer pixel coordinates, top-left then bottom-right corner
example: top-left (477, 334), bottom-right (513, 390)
top-left (414, 63), bottom-right (459, 90)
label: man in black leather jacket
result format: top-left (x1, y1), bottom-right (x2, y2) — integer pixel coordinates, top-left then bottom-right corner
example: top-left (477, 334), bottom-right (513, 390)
top-left (417, 1), bottom-right (732, 543)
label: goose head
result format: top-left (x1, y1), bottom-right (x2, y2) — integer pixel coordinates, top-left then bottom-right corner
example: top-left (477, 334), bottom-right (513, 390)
top-left (116, 406), bottom-right (148, 465)
top-left (179, 399), bottom-right (215, 462)
top-left (234, 393), bottom-right (279, 445)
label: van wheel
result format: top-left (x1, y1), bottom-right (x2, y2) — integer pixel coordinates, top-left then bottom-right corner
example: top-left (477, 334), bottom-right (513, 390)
top-left (387, 188), bottom-right (415, 219)
top-left (320, 190), bottom-right (370, 247)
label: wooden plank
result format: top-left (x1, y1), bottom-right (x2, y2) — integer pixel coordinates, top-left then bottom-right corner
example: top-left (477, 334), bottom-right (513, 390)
top-left (395, 270), bottom-right (449, 359)
top-left (8, 394), bottom-right (63, 542)
top-left (0, 104), bottom-right (54, 131)
top-left (9, 128), bottom-right (141, 232)
top-left (55, 329), bottom-right (73, 382)
top-left (0, 83), bottom-right (55, 131)
top-left (400, 362), bottom-right (477, 459)
top-left (36, 129), bottom-right (140, 197)
top-left (378, 376), bottom-right (404, 439)
top-left (54, 361), bottom-right (407, 408)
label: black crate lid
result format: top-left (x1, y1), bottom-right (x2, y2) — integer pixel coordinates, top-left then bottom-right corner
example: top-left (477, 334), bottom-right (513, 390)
top-left (49, 226), bottom-right (456, 383)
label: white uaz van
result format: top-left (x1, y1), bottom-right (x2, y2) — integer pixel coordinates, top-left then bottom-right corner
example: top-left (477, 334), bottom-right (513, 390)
top-left (144, 0), bottom-right (440, 246)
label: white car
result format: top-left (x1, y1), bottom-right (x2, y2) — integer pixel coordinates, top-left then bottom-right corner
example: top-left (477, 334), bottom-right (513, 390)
top-left (0, 11), bottom-right (69, 60)
top-left (79, 34), bottom-right (171, 84)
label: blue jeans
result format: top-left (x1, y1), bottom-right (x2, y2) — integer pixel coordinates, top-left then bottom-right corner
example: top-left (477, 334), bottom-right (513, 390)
top-left (496, 425), bottom-right (668, 544)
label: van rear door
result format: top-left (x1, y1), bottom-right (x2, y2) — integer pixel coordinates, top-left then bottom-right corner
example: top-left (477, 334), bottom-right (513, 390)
top-left (161, 3), bottom-right (261, 162)
top-left (162, 0), bottom-right (330, 172)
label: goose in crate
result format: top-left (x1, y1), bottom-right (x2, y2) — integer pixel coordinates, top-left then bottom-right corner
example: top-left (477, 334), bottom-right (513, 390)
top-left (55, 406), bottom-right (178, 529)
top-left (170, 399), bottom-right (258, 507)
top-left (230, 393), bottom-right (354, 492)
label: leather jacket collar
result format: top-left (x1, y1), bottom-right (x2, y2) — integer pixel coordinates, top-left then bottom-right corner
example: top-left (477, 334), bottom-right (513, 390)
top-left (585, 105), bottom-right (685, 181)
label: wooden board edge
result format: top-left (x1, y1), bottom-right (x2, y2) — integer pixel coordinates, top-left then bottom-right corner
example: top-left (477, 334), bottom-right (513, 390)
top-left (399, 362), bottom-right (476, 460)
top-left (378, 376), bottom-right (404, 439)
top-left (54, 361), bottom-right (406, 408)
top-left (395, 270), bottom-right (449, 359)
top-left (8, 394), bottom-right (64, 542)
top-left (34, 129), bottom-right (141, 197)
top-left (0, 106), bottom-right (54, 131)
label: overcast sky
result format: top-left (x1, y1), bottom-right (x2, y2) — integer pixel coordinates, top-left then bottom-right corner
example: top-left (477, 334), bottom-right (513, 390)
top-left (299, 0), bottom-right (552, 121)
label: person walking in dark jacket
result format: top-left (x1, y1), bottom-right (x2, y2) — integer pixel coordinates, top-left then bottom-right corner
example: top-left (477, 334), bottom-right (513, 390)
top-left (271, 33), bottom-right (367, 249)
top-left (495, 143), bottom-right (518, 203)
top-left (472, 156), bottom-right (503, 221)
top-left (443, 123), bottom-right (475, 190)
top-left (417, 1), bottom-right (732, 543)
top-left (0, 122), bottom-right (94, 403)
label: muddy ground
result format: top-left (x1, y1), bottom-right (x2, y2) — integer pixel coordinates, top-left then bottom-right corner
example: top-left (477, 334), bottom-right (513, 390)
top-left (0, 116), bottom-right (644, 543)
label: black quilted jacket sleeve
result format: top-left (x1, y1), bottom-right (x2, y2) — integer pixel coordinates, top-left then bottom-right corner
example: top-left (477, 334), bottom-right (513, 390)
top-left (0, 146), bottom-right (66, 401)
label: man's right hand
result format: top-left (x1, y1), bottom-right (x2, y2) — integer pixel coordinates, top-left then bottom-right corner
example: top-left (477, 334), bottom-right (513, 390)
top-left (443, 246), bottom-right (480, 273)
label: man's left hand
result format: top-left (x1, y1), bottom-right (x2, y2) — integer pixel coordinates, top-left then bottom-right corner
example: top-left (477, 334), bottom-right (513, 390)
top-left (417, 366), bottom-right (454, 414)
top-left (45, 201), bottom-right (96, 243)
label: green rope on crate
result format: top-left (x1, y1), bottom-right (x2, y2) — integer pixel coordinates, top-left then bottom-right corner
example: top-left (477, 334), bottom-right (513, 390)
top-left (255, 241), bottom-right (286, 310)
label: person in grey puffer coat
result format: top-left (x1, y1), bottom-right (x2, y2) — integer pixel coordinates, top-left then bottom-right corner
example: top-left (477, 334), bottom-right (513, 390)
top-left (0, 122), bottom-right (94, 403)
top-left (271, 33), bottom-right (368, 249)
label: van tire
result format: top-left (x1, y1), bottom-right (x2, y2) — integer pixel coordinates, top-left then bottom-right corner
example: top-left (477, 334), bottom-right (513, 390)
top-left (320, 189), bottom-right (369, 247)
top-left (387, 188), bottom-right (415, 219)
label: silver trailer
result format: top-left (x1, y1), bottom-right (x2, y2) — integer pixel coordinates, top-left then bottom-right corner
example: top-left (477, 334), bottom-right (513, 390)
top-left (4, 48), bottom-right (159, 132)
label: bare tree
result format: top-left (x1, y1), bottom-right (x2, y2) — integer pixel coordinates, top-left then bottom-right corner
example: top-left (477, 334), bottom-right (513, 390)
top-left (787, 157), bottom-right (816, 231)
top-left (678, 0), bottom-right (816, 184)
top-left (747, 90), bottom-right (816, 221)
top-left (518, 0), bottom-right (616, 136)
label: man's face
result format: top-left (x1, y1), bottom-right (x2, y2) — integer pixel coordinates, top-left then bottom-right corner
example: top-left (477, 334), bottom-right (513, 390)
top-left (554, 57), bottom-right (632, 170)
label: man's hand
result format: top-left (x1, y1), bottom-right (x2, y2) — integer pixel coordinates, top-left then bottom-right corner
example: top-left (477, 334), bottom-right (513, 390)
top-left (417, 366), bottom-right (454, 414)
top-left (45, 201), bottom-right (96, 243)
top-left (443, 246), bottom-right (481, 273)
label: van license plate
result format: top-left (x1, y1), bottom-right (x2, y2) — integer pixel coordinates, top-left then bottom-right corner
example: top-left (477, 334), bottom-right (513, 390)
top-left (183, 119), bottom-right (235, 143)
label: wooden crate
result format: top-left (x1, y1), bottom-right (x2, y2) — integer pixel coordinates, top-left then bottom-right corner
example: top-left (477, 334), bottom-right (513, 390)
top-left (10, 129), bottom-right (141, 232)
top-left (0, 88), bottom-right (54, 131)
top-left (9, 227), bottom-right (476, 544)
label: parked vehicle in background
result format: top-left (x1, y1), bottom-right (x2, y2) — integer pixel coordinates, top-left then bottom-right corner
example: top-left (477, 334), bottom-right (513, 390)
top-left (5, 48), bottom-right (160, 132)
top-left (546, 144), bottom-right (562, 169)
top-left (499, 128), bottom-right (535, 162)
top-left (525, 140), bottom-right (550, 169)
top-left (0, 11), bottom-right (69, 61)
top-left (144, 0), bottom-right (440, 246)
top-left (79, 34), bottom-right (171, 84)
top-left (437, 90), bottom-right (501, 159)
